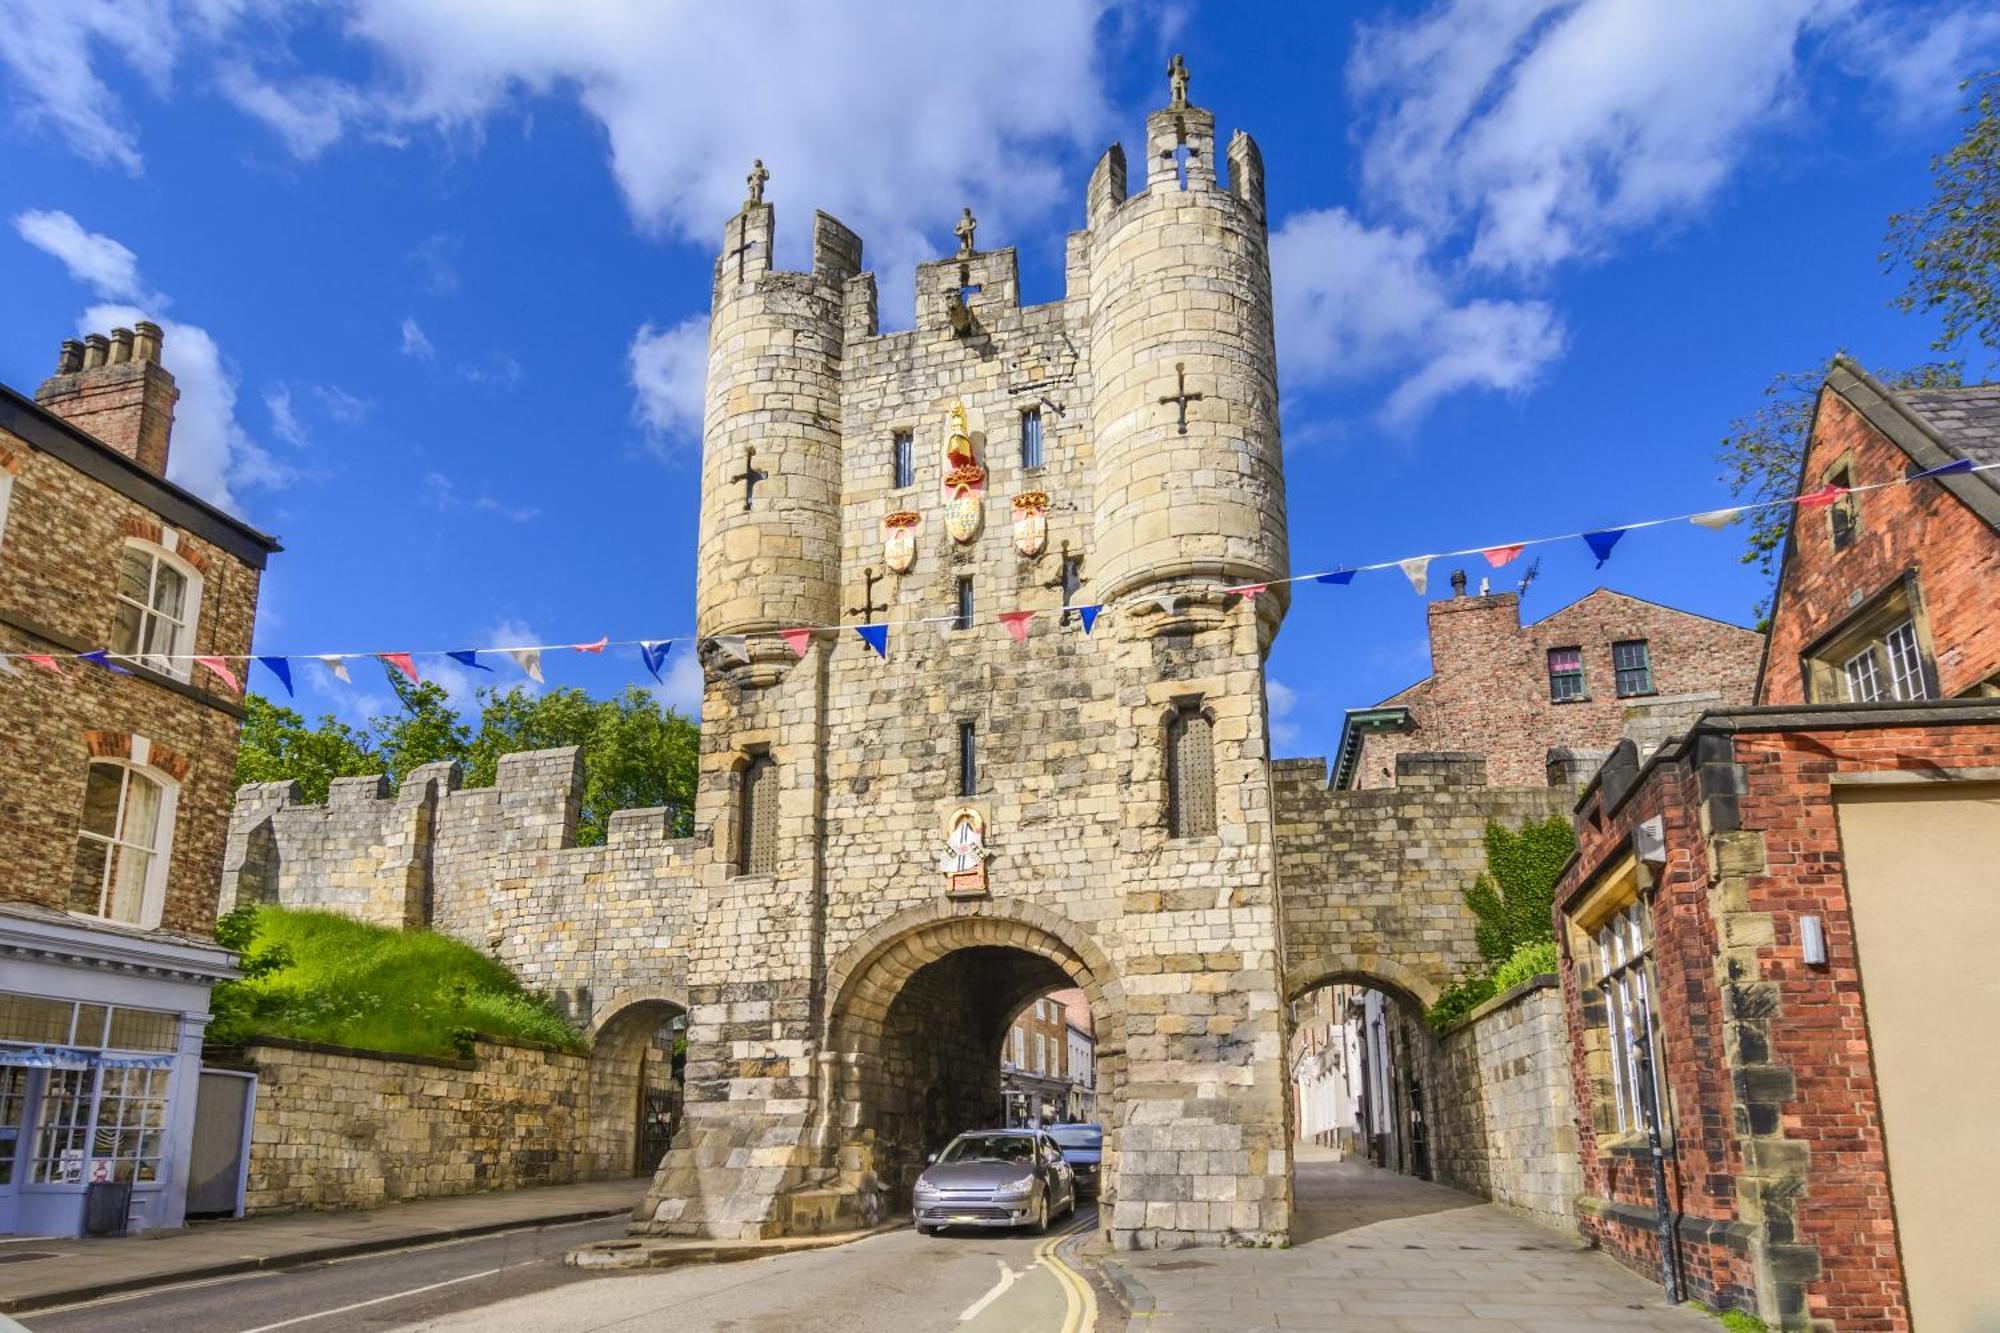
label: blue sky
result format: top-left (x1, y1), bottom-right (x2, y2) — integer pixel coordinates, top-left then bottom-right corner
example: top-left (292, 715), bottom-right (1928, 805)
top-left (3, 1), bottom-right (1996, 759)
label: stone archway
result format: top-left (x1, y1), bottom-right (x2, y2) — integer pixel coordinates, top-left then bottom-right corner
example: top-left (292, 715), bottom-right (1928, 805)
top-left (815, 902), bottom-right (1125, 1226)
top-left (585, 989), bottom-right (688, 1180)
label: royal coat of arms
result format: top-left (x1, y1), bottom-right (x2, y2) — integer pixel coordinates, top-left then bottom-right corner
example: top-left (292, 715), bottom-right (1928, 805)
top-left (942, 400), bottom-right (984, 544)
top-left (939, 805), bottom-right (992, 897)
top-left (883, 511), bottom-right (921, 574)
top-left (1011, 492), bottom-right (1049, 558)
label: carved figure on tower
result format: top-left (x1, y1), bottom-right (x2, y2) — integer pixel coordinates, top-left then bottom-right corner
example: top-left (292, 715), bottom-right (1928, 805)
top-left (942, 400), bottom-right (985, 544)
top-left (1167, 53), bottom-right (1190, 108)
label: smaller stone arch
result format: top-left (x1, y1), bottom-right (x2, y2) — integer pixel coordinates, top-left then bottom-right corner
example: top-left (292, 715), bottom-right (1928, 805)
top-left (585, 989), bottom-right (689, 1181)
top-left (1286, 951), bottom-right (1442, 1013)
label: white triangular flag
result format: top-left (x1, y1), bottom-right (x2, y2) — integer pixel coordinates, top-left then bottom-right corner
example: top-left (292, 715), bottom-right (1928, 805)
top-left (1690, 507), bottom-right (1743, 530)
top-left (1400, 556), bottom-right (1430, 595)
top-left (508, 648), bottom-right (544, 683)
top-left (712, 635), bottom-right (749, 665)
top-left (0, 656), bottom-right (20, 677)
top-left (934, 616), bottom-right (956, 641)
top-left (1156, 594), bottom-right (1177, 616)
top-left (318, 655), bottom-right (350, 683)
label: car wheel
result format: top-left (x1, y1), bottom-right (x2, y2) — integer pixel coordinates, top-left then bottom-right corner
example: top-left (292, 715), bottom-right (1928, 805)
top-left (1032, 1191), bottom-right (1050, 1234)
top-left (1063, 1185), bottom-right (1076, 1219)
top-left (916, 1223), bottom-right (936, 1236)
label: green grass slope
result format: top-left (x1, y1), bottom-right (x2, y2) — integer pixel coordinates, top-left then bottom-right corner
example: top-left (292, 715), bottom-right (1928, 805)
top-left (208, 905), bottom-right (582, 1059)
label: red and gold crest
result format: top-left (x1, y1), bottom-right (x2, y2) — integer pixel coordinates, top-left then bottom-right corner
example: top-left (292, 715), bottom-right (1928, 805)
top-left (883, 511), bottom-right (921, 574)
top-left (1011, 491), bottom-right (1050, 558)
top-left (941, 400), bottom-right (985, 544)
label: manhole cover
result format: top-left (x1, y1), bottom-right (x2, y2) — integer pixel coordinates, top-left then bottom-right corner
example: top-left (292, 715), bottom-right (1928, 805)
top-left (0, 1251), bottom-right (60, 1264)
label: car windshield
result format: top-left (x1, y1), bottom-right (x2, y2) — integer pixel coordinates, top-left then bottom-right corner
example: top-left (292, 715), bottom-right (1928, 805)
top-left (1048, 1126), bottom-right (1101, 1150)
top-left (938, 1134), bottom-right (1036, 1164)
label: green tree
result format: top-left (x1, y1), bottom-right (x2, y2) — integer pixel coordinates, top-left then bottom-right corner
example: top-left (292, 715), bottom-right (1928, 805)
top-left (1461, 814), bottom-right (1577, 968)
top-left (1716, 357), bottom-right (1959, 620)
top-left (1888, 71), bottom-right (2000, 355)
top-left (370, 676), bottom-right (472, 785)
top-left (234, 694), bottom-right (379, 803)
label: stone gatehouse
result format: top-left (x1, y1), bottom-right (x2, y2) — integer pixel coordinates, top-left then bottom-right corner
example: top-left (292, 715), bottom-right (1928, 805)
top-left (223, 70), bottom-right (1737, 1251)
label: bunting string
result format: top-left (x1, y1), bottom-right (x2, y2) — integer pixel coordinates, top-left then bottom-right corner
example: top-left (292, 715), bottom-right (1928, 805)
top-left (3, 460), bottom-right (1992, 685)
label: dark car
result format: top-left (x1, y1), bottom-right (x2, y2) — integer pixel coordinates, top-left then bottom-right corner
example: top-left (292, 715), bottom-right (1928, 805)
top-left (912, 1129), bottom-right (1076, 1235)
top-left (1048, 1123), bottom-right (1103, 1196)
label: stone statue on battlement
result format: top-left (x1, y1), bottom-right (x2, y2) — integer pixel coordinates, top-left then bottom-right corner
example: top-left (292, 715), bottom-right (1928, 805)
top-left (1168, 53), bottom-right (1189, 108)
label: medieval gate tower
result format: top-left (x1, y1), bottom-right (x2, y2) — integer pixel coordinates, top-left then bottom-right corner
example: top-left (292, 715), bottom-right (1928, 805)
top-left (658, 64), bottom-right (1293, 1248)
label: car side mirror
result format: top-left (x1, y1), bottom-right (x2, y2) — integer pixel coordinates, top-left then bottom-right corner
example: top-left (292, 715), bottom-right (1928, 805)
top-left (926, 1151), bottom-right (939, 1165)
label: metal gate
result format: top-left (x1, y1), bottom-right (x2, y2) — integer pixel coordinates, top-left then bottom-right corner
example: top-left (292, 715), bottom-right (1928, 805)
top-left (185, 1068), bottom-right (256, 1217)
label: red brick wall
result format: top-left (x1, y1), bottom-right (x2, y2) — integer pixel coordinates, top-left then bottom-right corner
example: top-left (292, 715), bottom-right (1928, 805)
top-left (1761, 388), bottom-right (2000, 703)
top-left (0, 425), bottom-right (261, 937)
top-left (1557, 714), bottom-right (1999, 1329)
top-left (1354, 588), bottom-right (1761, 789)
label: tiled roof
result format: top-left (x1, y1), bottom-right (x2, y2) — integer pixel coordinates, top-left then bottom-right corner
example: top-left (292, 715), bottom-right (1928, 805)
top-left (1902, 383), bottom-right (2000, 487)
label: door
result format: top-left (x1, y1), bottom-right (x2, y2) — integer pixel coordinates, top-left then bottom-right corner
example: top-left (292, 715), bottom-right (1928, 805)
top-left (1835, 783), bottom-right (2000, 1332)
top-left (184, 1070), bottom-right (255, 1217)
top-left (0, 1065), bottom-right (29, 1213)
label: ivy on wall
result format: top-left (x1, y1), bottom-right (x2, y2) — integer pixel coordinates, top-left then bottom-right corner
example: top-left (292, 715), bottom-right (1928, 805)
top-left (1425, 815), bottom-right (1576, 1031)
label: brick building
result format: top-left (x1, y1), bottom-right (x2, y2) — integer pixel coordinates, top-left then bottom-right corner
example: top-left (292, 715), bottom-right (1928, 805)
top-left (1000, 988), bottom-right (1093, 1127)
top-left (0, 325), bottom-right (279, 1236)
top-left (1554, 362), bottom-right (2000, 1329)
top-left (1335, 576), bottom-right (1763, 791)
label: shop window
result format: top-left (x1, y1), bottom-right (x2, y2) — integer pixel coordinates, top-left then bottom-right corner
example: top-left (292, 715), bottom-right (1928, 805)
top-left (1166, 702), bottom-right (1217, 837)
top-left (71, 761), bottom-right (173, 929)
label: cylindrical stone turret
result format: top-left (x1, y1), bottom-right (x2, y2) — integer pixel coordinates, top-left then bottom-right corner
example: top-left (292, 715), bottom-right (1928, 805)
top-left (695, 203), bottom-right (861, 640)
top-left (1086, 99), bottom-right (1289, 610)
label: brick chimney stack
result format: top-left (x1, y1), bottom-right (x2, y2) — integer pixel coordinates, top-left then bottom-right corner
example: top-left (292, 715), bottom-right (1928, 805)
top-left (36, 321), bottom-right (178, 476)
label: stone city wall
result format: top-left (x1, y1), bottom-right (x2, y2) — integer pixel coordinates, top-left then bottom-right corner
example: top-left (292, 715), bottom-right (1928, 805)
top-left (1424, 976), bottom-right (1581, 1230)
top-left (234, 1035), bottom-right (654, 1213)
top-left (222, 747), bottom-right (696, 1027)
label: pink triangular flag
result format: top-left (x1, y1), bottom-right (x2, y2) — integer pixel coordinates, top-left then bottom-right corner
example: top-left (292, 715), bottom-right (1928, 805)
top-left (1481, 544), bottom-right (1524, 567)
top-left (25, 654), bottom-right (64, 675)
top-left (1231, 583), bottom-right (1268, 602)
top-left (997, 610), bottom-right (1035, 644)
top-left (1797, 483), bottom-right (1844, 509)
top-left (194, 656), bottom-right (241, 692)
top-left (378, 652), bottom-right (420, 684)
top-left (573, 636), bottom-right (607, 654)
top-left (781, 628), bottom-right (813, 658)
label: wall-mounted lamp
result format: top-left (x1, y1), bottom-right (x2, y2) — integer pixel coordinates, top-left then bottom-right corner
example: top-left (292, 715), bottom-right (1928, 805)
top-left (1800, 915), bottom-right (1828, 968)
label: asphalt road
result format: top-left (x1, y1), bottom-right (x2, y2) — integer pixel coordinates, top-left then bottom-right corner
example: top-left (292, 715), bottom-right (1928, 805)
top-left (19, 1207), bottom-right (1114, 1333)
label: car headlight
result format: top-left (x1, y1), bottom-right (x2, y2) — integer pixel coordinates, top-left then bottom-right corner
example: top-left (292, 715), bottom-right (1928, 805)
top-left (991, 1177), bottom-right (1034, 1200)
top-left (913, 1180), bottom-right (939, 1197)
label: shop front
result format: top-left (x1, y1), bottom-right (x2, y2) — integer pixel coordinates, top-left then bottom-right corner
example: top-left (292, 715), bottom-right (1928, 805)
top-left (0, 907), bottom-right (235, 1238)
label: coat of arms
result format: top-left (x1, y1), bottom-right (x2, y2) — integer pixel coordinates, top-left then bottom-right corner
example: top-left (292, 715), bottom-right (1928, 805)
top-left (939, 805), bottom-right (992, 897)
top-left (942, 400), bottom-right (984, 545)
top-left (883, 511), bottom-right (921, 574)
top-left (1011, 492), bottom-right (1050, 558)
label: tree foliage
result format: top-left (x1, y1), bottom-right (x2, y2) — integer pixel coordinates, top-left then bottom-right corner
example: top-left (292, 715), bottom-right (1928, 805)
top-left (1462, 815), bottom-right (1577, 968)
top-left (1888, 71), bottom-right (2000, 355)
top-left (1715, 358), bottom-right (1959, 621)
top-left (235, 681), bottom-right (698, 845)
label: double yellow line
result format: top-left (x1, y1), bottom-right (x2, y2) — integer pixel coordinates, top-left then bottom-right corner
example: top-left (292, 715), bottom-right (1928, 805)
top-left (1037, 1214), bottom-right (1099, 1333)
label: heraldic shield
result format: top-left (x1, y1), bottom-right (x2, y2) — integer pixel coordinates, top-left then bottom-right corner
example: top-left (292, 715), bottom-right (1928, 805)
top-left (942, 400), bottom-right (985, 544)
top-left (883, 511), bottom-right (920, 573)
top-left (1012, 492), bottom-right (1049, 558)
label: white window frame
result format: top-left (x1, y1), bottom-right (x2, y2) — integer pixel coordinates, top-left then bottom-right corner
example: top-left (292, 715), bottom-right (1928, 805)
top-left (0, 468), bottom-right (14, 551)
top-left (111, 539), bottom-right (202, 680)
top-left (1883, 619), bottom-right (1928, 701)
top-left (72, 757), bottom-right (177, 930)
top-left (1595, 903), bottom-right (1661, 1136)
top-left (1842, 644), bottom-right (1886, 702)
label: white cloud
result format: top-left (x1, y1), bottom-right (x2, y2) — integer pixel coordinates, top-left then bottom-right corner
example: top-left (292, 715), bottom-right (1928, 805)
top-left (427, 618), bottom-right (543, 714)
top-left (1349, 0), bottom-right (1850, 273)
top-left (1271, 208), bottom-right (1564, 425)
top-left (653, 647), bottom-right (703, 719)
top-left (628, 316), bottom-right (708, 451)
top-left (312, 383), bottom-right (373, 424)
top-left (1842, 5), bottom-right (2000, 125)
top-left (399, 315), bottom-right (435, 361)
top-left (13, 210), bottom-right (162, 305)
top-left (0, 0), bottom-right (177, 173)
top-left (1267, 678), bottom-right (1300, 751)
top-left (264, 383), bottom-right (307, 446)
top-left (216, 63), bottom-right (367, 159)
top-left (84, 302), bottom-right (288, 510)
top-left (423, 468), bottom-right (539, 523)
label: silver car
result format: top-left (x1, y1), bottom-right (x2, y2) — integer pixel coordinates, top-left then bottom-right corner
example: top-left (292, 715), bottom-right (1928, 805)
top-left (912, 1129), bottom-right (1077, 1235)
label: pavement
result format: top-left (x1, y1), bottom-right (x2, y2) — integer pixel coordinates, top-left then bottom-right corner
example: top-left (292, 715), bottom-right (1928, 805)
top-left (0, 1178), bottom-right (643, 1317)
top-left (1095, 1147), bottom-right (1716, 1332)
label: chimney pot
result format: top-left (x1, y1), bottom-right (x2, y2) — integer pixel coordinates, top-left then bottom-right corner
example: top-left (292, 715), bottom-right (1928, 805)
top-left (132, 321), bottom-right (163, 363)
top-left (81, 334), bottom-right (109, 370)
top-left (57, 339), bottom-right (84, 375)
top-left (1449, 568), bottom-right (1468, 597)
top-left (109, 328), bottom-right (134, 365)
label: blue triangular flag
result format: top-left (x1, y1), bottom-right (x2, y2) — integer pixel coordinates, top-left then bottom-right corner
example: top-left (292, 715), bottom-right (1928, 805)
top-left (856, 623), bottom-right (889, 658)
top-left (640, 640), bottom-right (672, 682)
top-left (258, 656), bottom-right (294, 696)
top-left (1911, 458), bottom-right (1974, 480)
top-left (1077, 605), bottom-right (1102, 635)
top-left (446, 650), bottom-right (493, 672)
top-left (79, 650), bottom-right (132, 675)
top-left (1582, 529), bottom-right (1625, 568)
top-left (1315, 568), bottom-right (1356, 586)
